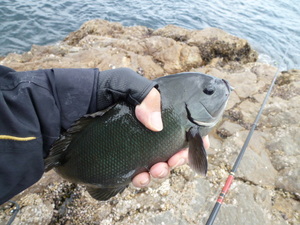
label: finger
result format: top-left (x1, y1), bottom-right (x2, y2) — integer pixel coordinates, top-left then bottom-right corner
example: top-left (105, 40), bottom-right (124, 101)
top-left (149, 162), bottom-right (170, 178)
top-left (132, 172), bottom-right (151, 188)
top-left (202, 135), bottom-right (210, 150)
top-left (135, 88), bottom-right (163, 132)
top-left (168, 136), bottom-right (210, 169)
top-left (168, 148), bottom-right (188, 168)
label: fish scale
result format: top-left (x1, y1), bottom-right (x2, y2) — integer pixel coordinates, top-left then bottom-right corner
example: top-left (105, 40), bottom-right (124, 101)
top-left (58, 105), bottom-right (184, 185)
top-left (45, 72), bottom-right (231, 200)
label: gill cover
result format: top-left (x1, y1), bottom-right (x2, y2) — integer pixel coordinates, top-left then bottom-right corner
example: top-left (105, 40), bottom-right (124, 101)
top-left (183, 73), bottom-right (230, 127)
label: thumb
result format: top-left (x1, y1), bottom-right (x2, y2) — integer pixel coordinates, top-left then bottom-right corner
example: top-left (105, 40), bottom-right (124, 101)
top-left (135, 88), bottom-right (163, 132)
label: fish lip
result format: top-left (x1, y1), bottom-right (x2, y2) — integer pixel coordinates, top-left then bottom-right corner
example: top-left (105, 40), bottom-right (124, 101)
top-left (222, 79), bottom-right (233, 92)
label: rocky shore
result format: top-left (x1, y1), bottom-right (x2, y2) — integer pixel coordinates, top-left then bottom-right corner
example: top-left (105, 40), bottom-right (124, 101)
top-left (0, 19), bottom-right (299, 225)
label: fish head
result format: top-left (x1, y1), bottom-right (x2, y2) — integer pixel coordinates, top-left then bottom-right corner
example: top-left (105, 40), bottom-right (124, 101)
top-left (183, 72), bottom-right (231, 130)
top-left (156, 72), bottom-right (231, 131)
top-left (156, 72), bottom-right (231, 176)
top-left (179, 72), bottom-right (231, 176)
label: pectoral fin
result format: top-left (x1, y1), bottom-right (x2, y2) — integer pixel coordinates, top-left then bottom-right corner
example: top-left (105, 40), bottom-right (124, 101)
top-left (86, 185), bottom-right (128, 201)
top-left (187, 127), bottom-right (208, 176)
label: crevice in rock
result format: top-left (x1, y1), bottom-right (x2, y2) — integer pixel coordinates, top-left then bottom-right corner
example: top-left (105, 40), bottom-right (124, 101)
top-left (48, 183), bottom-right (81, 225)
top-left (234, 177), bottom-right (300, 203)
top-left (274, 188), bottom-right (300, 202)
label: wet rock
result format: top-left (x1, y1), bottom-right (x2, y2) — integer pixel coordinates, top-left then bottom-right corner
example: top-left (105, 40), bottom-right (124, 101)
top-left (148, 211), bottom-right (185, 224)
top-left (64, 19), bottom-right (126, 45)
top-left (12, 194), bottom-right (53, 225)
top-left (144, 36), bottom-right (202, 74)
top-left (187, 27), bottom-right (258, 64)
top-left (276, 167), bottom-right (300, 194)
top-left (152, 24), bottom-right (190, 42)
top-left (1, 19), bottom-right (255, 76)
top-left (236, 148), bottom-right (277, 186)
top-left (237, 98), bottom-right (261, 124)
top-left (217, 121), bottom-right (244, 138)
top-left (153, 25), bottom-right (258, 65)
top-left (272, 192), bottom-right (300, 224)
top-left (266, 127), bottom-right (300, 168)
top-left (251, 63), bottom-right (278, 83)
top-left (227, 71), bottom-right (258, 99)
top-left (207, 182), bottom-right (284, 225)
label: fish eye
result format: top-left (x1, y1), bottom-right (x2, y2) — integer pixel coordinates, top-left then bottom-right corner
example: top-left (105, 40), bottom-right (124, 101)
top-left (203, 86), bottom-right (215, 95)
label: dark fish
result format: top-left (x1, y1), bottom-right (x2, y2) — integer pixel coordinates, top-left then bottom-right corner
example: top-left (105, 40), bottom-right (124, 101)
top-left (45, 72), bottom-right (230, 201)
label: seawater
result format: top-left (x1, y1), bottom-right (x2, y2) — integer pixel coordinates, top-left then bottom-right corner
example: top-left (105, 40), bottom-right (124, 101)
top-left (0, 0), bottom-right (299, 69)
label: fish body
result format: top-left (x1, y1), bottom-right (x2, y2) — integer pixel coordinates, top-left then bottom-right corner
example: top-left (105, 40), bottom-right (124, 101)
top-left (45, 72), bottom-right (230, 200)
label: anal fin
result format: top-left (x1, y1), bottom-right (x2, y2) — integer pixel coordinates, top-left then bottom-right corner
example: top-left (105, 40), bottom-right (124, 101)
top-left (86, 185), bottom-right (128, 201)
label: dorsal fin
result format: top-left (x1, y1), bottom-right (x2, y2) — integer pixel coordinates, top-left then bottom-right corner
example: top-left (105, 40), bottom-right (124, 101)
top-left (44, 104), bottom-right (116, 172)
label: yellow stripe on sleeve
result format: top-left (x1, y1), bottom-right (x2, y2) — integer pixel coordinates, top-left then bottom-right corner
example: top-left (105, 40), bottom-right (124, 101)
top-left (0, 135), bottom-right (36, 141)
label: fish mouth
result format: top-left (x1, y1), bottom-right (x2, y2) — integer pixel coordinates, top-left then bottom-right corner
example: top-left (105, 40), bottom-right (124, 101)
top-left (222, 79), bottom-right (234, 92)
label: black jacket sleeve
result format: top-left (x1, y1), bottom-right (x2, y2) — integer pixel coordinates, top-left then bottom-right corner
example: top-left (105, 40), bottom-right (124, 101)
top-left (0, 67), bottom-right (156, 205)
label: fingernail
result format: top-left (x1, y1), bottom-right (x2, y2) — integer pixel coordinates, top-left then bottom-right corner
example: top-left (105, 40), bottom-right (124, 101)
top-left (158, 167), bottom-right (169, 178)
top-left (173, 158), bottom-right (185, 168)
top-left (140, 178), bottom-right (150, 187)
top-left (150, 112), bottom-right (163, 131)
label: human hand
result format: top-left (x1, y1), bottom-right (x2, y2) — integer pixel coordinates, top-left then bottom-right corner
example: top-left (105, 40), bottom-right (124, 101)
top-left (133, 88), bottom-right (210, 187)
top-left (135, 88), bottom-right (163, 132)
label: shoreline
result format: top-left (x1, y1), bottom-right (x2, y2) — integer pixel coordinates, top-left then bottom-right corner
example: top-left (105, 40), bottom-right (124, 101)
top-left (1, 44), bottom-right (285, 71)
top-left (1, 19), bottom-right (259, 77)
top-left (0, 19), bottom-right (295, 71)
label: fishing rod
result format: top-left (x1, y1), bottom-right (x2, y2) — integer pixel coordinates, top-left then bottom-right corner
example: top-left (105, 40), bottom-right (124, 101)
top-left (6, 200), bottom-right (20, 225)
top-left (205, 66), bottom-right (281, 225)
